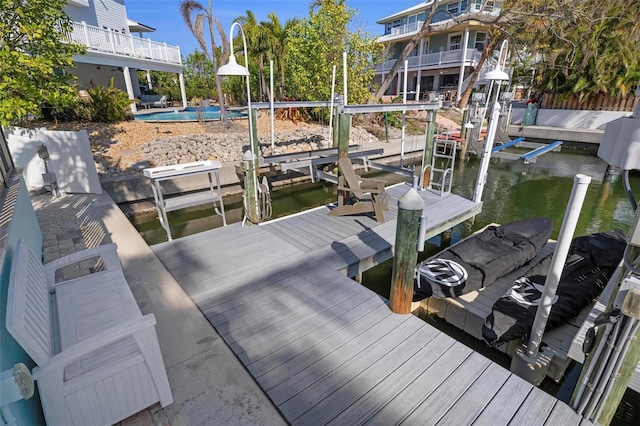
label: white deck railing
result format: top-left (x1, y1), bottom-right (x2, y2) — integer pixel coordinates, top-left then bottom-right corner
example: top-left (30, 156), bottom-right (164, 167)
top-left (375, 48), bottom-right (483, 73)
top-left (69, 21), bottom-right (182, 65)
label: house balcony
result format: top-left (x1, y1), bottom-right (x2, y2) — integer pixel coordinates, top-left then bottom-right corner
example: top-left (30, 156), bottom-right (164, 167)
top-left (68, 21), bottom-right (182, 66)
top-left (374, 48), bottom-right (483, 74)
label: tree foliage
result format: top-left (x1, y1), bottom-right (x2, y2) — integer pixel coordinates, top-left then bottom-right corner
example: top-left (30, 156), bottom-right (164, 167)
top-left (0, 0), bottom-right (84, 125)
top-left (511, 0), bottom-right (640, 98)
top-left (285, 0), bottom-right (383, 115)
top-left (454, 0), bottom-right (640, 108)
top-left (180, 0), bottom-right (230, 124)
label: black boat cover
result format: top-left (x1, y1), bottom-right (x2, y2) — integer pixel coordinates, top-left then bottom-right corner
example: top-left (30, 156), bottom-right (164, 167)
top-left (413, 218), bottom-right (553, 300)
top-left (482, 230), bottom-right (627, 347)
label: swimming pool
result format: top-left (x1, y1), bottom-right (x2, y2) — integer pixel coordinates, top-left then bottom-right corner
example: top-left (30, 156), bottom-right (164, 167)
top-left (135, 106), bottom-right (246, 122)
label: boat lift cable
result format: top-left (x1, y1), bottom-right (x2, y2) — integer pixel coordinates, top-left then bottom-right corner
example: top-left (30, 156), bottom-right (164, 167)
top-left (242, 178), bottom-right (272, 225)
top-left (623, 169), bottom-right (638, 211)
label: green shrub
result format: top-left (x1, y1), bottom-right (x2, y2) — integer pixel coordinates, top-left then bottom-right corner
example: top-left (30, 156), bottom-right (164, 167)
top-left (87, 78), bottom-right (132, 122)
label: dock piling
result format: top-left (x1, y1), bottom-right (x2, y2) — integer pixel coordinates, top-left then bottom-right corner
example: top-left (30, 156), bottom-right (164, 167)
top-left (389, 188), bottom-right (424, 314)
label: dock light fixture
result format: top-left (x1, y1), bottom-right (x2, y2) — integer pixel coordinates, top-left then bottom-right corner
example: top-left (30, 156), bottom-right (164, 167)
top-left (473, 40), bottom-right (510, 203)
top-left (218, 22), bottom-right (260, 223)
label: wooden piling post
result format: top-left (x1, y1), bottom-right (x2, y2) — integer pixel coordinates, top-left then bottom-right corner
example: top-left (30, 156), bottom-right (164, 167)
top-left (242, 150), bottom-right (259, 223)
top-left (423, 110), bottom-right (437, 173)
top-left (337, 112), bottom-right (351, 159)
top-left (460, 109), bottom-right (469, 140)
top-left (332, 107), bottom-right (340, 148)
top-left (389, 188), bottom-right (424, 314)
top-left (251, 108), bottom-right (260, 178)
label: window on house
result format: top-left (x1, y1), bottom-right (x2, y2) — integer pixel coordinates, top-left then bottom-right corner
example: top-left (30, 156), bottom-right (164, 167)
top-left (485, 0), bottom-right (496, 11)
top-left (447, 2), bottom-right (459, 15)
top-left (449, 34), bottom-right (462, 50)
top-left (471, 0), bottom-right (483, 11)
top-left (461, 0), bottom-right (468, 12)
top-left (474, 32), bottom-right (487, 50)
top-left (408, 15), bottom-right (417, 31)
top-left (422, 39), bottom-right (430, 55)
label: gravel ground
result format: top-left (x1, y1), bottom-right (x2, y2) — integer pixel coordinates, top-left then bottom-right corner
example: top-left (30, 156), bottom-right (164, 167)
top-left (37, 110), bottom-right (462, 174)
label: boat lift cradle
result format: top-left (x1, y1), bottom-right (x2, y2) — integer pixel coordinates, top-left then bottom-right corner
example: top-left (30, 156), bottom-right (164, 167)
top-left (492, 137), bottom-right (563, 164)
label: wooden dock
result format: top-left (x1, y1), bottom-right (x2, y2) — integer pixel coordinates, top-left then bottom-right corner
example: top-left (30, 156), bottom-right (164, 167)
top-left (152, 184), bottom-right (592, 424)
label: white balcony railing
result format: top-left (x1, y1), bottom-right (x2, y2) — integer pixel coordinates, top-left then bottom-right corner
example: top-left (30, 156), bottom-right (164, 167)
top-left (375, 48), bottom-right (483, 73)
top-left (390, 20), bottom-right (425, 37)
top-left (69, 21), bottom-right (182, 65)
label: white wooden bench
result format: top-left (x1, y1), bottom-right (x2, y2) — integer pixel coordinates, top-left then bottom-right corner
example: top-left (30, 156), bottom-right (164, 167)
top-left (6, 239), bottom-right (172, 425)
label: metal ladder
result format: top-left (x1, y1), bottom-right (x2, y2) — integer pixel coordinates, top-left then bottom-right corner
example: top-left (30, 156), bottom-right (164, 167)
top-left (425, 139), bottom-right (457, 195)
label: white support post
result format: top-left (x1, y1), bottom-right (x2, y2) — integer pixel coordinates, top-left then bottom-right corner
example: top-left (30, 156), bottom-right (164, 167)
top-left (400, 60), bottom-right (408, 168)
top-left (416, 69), bottom-right (422, 101)
top-left (81, 21), bottom-right (90, 46)
top-left (270, 60), bottom-right (275, 155)
top-left (122, 66), bottom-right (137, 113)
top-left (108, 30), bottom-right (116, 53)
top-left (343, 51), bottom-right (348, 105)
top-left (163, 43), bottom-right (168, 62)
top-left (329, 65), bottom-right (337, 146)
top-left (526, 174), bottom-right (592, 357)
top-left (146, 70), bottom-right (153, 89)
top-left (457, 25), bottom-right (470, 102)
top-left (472, 99), bottom-right (500, 202)
top-left (147, 38), bottom-right (153, 59)
top-left (178, 73), bottom-right (187, 109)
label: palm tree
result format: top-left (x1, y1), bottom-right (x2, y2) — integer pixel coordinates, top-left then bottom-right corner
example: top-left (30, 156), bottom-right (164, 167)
top-left (237, 11), bottom-right (273, 101)
top-left (179, 0), bottom-right (230, 125)
top-left (263, 12), bottom-right (297, 100)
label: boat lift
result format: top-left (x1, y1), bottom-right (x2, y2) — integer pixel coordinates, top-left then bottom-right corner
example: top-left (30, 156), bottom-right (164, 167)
top-left (253, 100), bottom-right (443, 184)
top-left (492, 137), bottom-right (564, 164)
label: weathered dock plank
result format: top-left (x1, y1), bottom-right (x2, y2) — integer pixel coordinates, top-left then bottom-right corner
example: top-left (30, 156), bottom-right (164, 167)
top-left (293, 324), bottom-right (441, 425)
top-left (471, 375), bottom-right (533, 425)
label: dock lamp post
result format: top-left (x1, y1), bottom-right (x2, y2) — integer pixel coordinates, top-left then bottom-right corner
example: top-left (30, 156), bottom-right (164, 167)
top-left (218, 22), bottom-right (260, 223)
top-left (472, 40), bottom-right (510, 203)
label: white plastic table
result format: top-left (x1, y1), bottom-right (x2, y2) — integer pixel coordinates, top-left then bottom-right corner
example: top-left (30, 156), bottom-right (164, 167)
top-left (143, 160), bottom-right (227, 242)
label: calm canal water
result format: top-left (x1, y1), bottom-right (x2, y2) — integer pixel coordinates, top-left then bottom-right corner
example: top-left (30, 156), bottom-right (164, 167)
top-left (129, 149), bottom-right (639, 422)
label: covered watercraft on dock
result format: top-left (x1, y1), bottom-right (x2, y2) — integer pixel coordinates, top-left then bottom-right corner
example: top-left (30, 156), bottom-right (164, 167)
top-left (482, 230), bottom-right (627, 347)
top-left (413, 218), bottom-right (554, 300)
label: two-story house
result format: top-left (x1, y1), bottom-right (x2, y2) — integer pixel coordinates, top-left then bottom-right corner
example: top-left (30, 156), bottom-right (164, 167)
top-left (65, 0), bottom-right (187, 111)
top-left (374, 0), bottom-right (501, 102)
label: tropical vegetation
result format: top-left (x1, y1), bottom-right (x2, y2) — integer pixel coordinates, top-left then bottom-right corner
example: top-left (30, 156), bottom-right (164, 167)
top-left (179, 0), bottom-right (230, 125)
top-left (0, 0), bottom-right (84, 125)
top-left (180, 0), bottom-right (382, 120)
